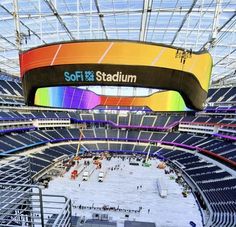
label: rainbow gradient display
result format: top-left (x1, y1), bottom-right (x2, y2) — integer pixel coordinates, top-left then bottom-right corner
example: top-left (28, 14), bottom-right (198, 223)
top-left (20, 41), bottom-right (213, 110)
top-left (20, 41), bottom-right (212, 92)
top-left (35, 86), bottom-right (191, 111)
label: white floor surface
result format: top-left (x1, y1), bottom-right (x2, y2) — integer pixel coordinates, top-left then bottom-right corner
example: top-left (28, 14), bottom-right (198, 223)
top-left (43, 157), bottom-right (202, 227)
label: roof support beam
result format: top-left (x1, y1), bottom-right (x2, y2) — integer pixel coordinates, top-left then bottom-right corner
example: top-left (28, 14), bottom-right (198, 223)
top-left (214, 48), bottom-right (236, 66)
top-left (0, 34), bottom-right (17, 48)
top-left (44, 0), bottom-right (75, 40)
top-left (212, 70), bottom-right (236, 85)
top-left (200, 0), bottom-right (222, 50)
top-left (171, 0), bottom-right (198, 45)
top-left (2, 27), bottom-right (236, 39)
top-left (139, 0), bottom-right (153, 41)
top-left (200, 11), bottom-right (236, 50)
top-left (0, 54), bottom-right (19, 65)
top-left (94, 0), bottom-right (108, 39)
top-left (0, 4), bottom-right (47, 45)
top-left (0, 61), bottom-right (19, 71)
top-left (13, 0), bottom-right (21, 51)
top-left (218, 11), bottom-right (236, 32)
top-left (1, 8), bottom-right (234, 21)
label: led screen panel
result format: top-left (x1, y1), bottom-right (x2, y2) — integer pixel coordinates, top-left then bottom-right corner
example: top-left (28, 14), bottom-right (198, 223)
top-left (20, 40), bottom-right (213, 110)
top-left (35, 87), bottom-right (191, 111)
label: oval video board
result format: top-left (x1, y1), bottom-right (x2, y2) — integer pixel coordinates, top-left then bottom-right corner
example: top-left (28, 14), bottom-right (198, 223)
top-left (20, 40), bottom-right (212, 111)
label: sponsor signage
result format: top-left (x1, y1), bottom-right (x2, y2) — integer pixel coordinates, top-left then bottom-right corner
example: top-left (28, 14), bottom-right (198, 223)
top-left (64, 70), bottom-right (137, 83)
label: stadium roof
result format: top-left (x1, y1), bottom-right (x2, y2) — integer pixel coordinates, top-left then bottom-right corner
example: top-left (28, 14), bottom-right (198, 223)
top-left (0, 0), bottom-right (235, 86)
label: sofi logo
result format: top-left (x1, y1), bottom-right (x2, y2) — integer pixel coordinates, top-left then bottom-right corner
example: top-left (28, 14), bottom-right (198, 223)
top-left (64, 70), bottom-right (95, 82)
top-left (64, 70), bottom-right (137, 83)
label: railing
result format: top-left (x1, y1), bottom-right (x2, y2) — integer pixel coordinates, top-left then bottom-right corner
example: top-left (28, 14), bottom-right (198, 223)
top-left (0, 183), bottom-right (72, 227)
top-left (0, 157), bottom-right (72, 227)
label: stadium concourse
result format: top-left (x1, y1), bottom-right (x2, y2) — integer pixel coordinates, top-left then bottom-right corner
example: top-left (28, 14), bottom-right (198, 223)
top-left (0, 0), bottom-right (236, 227)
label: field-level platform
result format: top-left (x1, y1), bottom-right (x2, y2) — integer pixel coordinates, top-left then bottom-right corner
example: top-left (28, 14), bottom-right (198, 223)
top-left (43, 156), bottom-right (202, 227)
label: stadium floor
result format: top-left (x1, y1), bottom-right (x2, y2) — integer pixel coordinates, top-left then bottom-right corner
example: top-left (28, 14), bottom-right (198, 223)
top-left (43, 157), bottom-right (202, 227)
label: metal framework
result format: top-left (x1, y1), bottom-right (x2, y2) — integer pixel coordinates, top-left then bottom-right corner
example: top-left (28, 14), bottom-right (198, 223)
top-left (0, 0), bottom-right (235, 85)
top-left (0, 157), bottom-right (72, 227)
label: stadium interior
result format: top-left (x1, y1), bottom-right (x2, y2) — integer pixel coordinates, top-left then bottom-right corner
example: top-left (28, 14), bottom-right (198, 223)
top-left (0, 1), bottom-right (235, 227)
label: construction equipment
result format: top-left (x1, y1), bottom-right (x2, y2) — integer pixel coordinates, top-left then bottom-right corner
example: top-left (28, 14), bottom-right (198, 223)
top-left (98, 168), bottom-right (108, 182)
top-left (82, 166), bottom-right (96, 181)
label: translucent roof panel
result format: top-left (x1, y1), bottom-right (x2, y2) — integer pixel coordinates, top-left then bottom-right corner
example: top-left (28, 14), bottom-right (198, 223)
top-left (0, 0), bottom-right (235, 86)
